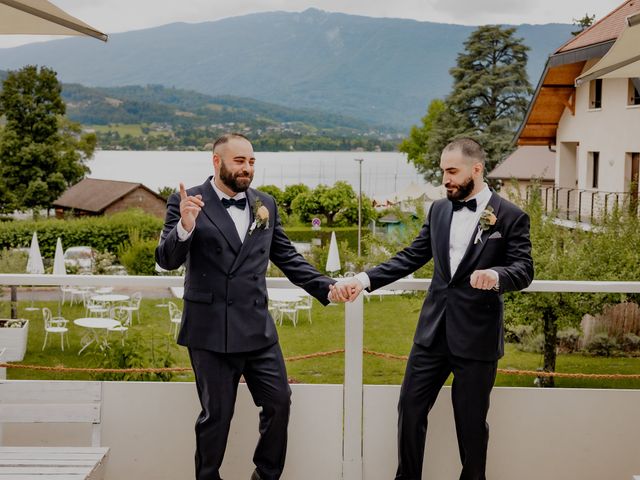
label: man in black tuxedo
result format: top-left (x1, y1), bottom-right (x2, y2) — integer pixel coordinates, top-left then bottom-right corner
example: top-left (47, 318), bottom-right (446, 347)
top-left (155, 133), bottom-right (348, 480)
top-left (336, 138), bottom-right (533, 479)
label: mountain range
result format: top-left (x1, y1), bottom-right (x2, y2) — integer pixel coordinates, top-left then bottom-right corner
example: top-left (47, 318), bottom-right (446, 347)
top-left (0, 9), bottom-right (574, 128)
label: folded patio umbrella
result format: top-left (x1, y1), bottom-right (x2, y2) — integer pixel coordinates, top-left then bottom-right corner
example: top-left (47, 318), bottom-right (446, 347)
top-left (326, 231), bottom-right (341, 274)
top-left (52, 237), bottom-right (66, 276)
top-left (25, 231), bottom-right (45, 311)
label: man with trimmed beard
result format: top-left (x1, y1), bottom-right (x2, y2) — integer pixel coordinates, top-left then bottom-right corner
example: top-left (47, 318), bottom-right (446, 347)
top-left (334, 138), bottom-right (534, 479)
top-left (156, 133), bottom-right (349, 480)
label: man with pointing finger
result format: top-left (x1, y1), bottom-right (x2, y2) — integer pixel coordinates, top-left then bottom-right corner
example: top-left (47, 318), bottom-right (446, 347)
top-left (156, 133), bottom-right (349, 480)
top-left (334, 138), bottom-right (533, 480)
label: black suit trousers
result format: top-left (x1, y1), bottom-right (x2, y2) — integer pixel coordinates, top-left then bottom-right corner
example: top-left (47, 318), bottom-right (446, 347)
top-left (395, 327), bottom-right (498, 480)
top-left (189, 343), bottom-right (291, 480)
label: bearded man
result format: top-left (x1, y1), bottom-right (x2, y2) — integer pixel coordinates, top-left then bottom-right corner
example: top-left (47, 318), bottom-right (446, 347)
top-left (334, 138), bottom-right (534, 480)
top-left (156, 133), bottom-right (349, 480)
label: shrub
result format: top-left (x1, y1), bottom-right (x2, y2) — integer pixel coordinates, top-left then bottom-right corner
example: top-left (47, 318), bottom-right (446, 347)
top-left (91, 333), bottom-right (177, 381)
top-left (118, 230), bottom-right (158, 276)
top-left (0, 209), bottom-right (162, 257)
top-left (518, 333), bottom-right (544, 353)
top-left (0, 248), bottom-right (28, 273)
top-left (505, 324), bottom-right (534, 344)
top-left (284, 227), bottom-right (360, 250)
top-left (620, 333), bottom-right (640, 353)
top-left (557, 327), bottom-right (582, 353)
top-left (585, 333), bottom-right (619, 357)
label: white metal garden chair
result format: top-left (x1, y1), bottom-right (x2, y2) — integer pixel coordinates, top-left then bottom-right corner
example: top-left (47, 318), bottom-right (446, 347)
top-left (42, 307), bottom-right (69, 351)
top-left (121, 291), bottom-right (142, 324)
top-left (107, 306), bottom-right (131, 345)
top-left (167, 301), bottom-right (182, 339)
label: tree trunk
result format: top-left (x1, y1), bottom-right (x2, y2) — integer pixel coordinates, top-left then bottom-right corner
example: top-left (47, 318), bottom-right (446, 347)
top-left (541, 307), bottom-right (557, 388)
top-left (10, 286), bottom-right (18, 319)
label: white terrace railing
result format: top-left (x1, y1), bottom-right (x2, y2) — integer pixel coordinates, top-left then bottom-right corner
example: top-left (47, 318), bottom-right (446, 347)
top-left (1, 274), bottom-right (640, 480)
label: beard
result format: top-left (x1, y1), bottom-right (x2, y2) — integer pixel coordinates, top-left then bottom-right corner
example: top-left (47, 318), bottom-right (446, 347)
top-left (219, 160), bottom-right (253, 193)
top-left (445, 176), bottom-right (475, 201)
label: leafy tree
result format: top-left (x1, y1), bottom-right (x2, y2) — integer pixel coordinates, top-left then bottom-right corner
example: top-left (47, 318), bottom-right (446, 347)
top-left (572, 14), bottom-right (596, 36)
top-left (291, 181), bottom-right (375, 227)
top-left (398, 99), bottom-right (446, 182)
top-left (402, 25), bottom-right (533, 184)
top-left (504, 185), bottom-right (640, 386)
top-left (0, 65), bottom-right (96, 214)
top-left (257, 184), bottom-right (284, 206)
top-left (157, 186), bottom-right (177, 201)
top-left (282, 184), bottom-right (310, 216)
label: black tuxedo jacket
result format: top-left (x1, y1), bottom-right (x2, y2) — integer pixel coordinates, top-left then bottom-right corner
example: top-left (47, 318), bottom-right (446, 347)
top-left (366, 192), bottom-right (533, 361)
top-left (155, 177), bottom-right (334, 353)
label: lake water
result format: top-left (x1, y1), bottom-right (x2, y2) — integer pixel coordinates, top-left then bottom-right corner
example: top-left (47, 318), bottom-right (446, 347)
top-left (86, 150), bottom-right (425, 199)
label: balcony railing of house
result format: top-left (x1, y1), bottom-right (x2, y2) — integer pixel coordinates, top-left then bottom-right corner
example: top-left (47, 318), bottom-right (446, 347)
top-left (1, 274), bottom-right (640, 480)
top-left (526, 186), bottom-right (638, 224)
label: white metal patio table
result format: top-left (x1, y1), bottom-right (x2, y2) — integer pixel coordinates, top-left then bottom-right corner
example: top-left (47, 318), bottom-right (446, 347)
top-left (90, 293), bottom-right (129, 303)
top-left (74, 317), bottom-right (121, 354)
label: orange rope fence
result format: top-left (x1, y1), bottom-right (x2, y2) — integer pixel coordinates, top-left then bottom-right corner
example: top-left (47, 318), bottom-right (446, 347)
top-left (2, 349), bottom-right (640, 379)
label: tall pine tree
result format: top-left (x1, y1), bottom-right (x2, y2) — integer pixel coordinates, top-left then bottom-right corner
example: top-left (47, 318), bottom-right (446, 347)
top-left (401, 25), bottom-right (533, 184)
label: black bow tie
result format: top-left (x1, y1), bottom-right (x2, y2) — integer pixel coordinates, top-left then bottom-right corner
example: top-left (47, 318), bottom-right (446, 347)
top-left (451, 198), bottom-right (477, 212)
top-left (221, 197), bottom-right (247, 210)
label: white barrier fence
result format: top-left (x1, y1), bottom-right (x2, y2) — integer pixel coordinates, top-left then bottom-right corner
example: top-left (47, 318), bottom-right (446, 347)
top-left (2, 275), bottom-right (640, 479)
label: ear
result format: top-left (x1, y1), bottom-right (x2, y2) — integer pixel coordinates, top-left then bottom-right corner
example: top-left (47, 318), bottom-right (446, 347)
top-left (213, 152), bottom-right (221, 170)
top-left (473, 161), bottom-right (484, 177)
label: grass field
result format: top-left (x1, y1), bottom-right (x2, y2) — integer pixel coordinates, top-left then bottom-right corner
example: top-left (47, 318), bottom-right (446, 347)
top-left (88, 124), bottom-right (171, 137)
top-left (2, 295), bottom-right (639, 389)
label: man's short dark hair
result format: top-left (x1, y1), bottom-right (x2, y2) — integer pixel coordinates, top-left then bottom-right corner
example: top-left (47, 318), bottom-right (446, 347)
top-left (444, 137), bottom-right (486, 166)
top-left (213, 133), bottom-right (250, 152)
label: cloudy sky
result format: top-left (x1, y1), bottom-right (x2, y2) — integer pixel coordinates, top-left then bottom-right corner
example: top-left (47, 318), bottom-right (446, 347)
top-left (0, 0), bottom-right (625, 48)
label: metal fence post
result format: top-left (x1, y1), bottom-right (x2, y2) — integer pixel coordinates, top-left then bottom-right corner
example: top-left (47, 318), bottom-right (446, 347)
top-left (343, 295), bottom-right (364, 479)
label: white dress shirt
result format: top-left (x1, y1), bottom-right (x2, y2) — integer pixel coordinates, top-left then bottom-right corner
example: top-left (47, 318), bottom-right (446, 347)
top-left (355, 184), bottom-right (498, 289)
top-left (177, 179), bottom-right (250, 242)
top-left (449, 184), bottom-right (491, 276)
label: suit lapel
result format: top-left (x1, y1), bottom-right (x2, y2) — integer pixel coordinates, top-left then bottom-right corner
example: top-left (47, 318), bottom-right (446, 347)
top-left (230, 189), bottom-right (261, 273)
top-left (199, 177), bottom-right (242, 254)
top-left (434, 200), bottom-right (453, 281)
top-left (451, 192), bottom-right (502, 282)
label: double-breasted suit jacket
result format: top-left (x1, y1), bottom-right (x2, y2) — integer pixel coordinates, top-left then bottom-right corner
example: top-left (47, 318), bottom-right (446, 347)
top-left (366, 192), bottom-right (534, 361)
top-left (155, 177), bottom-right (334, 353)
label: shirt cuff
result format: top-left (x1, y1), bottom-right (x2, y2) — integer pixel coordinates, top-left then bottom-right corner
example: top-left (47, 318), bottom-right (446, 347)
top-left (176, 220), bottom-right (194, 241)
top-left (488, 269), bottom-right (500, 291)
top-left (355, 272), bottom-right (371, 290)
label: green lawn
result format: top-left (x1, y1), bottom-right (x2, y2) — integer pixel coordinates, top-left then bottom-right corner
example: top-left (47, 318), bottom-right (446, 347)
top-left (2, 295), bottom-right (640, 388)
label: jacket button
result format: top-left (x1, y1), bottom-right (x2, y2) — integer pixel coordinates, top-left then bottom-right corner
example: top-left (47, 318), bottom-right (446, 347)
top-left (260, 247), bottom-right (266, 253)
top-left (228, 300), bottom-right (233, 305)
top-left (253, 274), bottom-right (259, 280)
top-left (228, 274), bottom-right (234, 279)
top-left (216, 247), bottom-right (222, 253)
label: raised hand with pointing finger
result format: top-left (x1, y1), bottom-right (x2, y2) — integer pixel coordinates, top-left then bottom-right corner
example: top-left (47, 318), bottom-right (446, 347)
top-left (179, 182), bottom-right (204, 232)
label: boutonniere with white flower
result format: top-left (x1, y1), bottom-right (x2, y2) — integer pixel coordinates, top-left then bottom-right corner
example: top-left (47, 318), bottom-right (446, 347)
top-left (249, 199), bottom-right (270, 235)
top-left (474, 206), bottom-right (497, 245)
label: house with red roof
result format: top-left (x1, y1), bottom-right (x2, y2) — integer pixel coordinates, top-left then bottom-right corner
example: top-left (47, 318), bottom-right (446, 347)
top-left (514, 0), bottom-right (640, 221)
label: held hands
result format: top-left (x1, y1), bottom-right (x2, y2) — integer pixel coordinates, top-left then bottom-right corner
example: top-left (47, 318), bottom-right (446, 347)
top-left (328, 278), bottom-right (364, 303)
top-left (179, 182), bottom-right (204, 232)
top-left (470, 269), bottom-right (498, 290)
